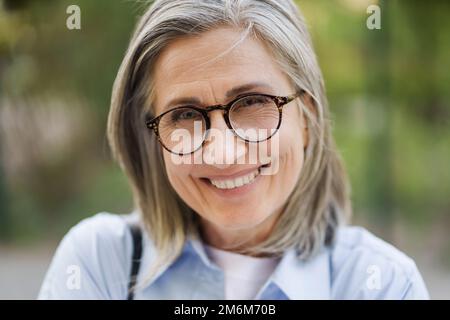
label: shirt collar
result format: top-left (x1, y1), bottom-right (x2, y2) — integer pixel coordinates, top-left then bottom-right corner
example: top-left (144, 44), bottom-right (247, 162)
top-left (269, 247), bottom-right (331, 299)
top-left (185, 233), bottom-right (222, 271)
top-left (139, 232), bottom-right (224, 286)
top-left (139, 227), bottom-right (331, 300)
top-left (185, 234), bottom-right (331, 300)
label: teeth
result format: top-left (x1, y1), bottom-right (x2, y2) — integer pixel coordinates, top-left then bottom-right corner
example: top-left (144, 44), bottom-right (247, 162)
top-left (210, 169), bottom-right (260, 190)
top-left (235, 177), bottom-right (244, 187)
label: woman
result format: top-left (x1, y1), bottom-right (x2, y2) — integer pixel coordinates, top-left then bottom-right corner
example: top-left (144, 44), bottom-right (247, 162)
top-left (38, 0), bottom-right (429, 299)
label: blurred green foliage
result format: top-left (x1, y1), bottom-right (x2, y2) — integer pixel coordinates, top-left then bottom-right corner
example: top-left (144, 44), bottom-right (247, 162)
top-left (0, 0), bottom-right (449, 252)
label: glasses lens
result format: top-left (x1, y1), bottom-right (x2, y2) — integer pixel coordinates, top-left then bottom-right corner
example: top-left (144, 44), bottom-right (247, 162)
top-left (229, 95), bottom-right (280, 141)
top-left (158, 107), bottom-right (206, 154)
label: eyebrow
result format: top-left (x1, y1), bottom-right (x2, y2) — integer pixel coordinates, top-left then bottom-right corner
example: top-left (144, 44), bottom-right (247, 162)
top-left (162, 82), bottom-right (274, 110)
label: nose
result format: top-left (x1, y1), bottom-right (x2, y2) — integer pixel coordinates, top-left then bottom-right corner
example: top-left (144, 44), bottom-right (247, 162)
top-left (208, 109), bottom-right (229, 131)
top-left (201, 110), bottom-right (246, 168)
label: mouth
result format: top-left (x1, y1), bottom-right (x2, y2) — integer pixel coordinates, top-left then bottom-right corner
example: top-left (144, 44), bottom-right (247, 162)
top-left (200, 163), bottom-right (271, 191)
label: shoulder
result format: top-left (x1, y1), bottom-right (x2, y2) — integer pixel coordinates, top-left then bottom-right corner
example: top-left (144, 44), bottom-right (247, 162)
top-left (38, 212), bottom-right (135, 299)
top-left (328, 225), bottom-right (430, 299)
top-left (64, 212), bottom-right (131, 249)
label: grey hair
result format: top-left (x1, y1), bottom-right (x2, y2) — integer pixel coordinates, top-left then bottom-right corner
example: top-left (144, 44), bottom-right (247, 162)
top-left (107, 0), bottom-right (351, 287)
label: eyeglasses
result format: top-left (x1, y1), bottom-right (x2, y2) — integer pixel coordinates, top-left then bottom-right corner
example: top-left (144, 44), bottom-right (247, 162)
top-left (145, 90), bottom-right (305, 155)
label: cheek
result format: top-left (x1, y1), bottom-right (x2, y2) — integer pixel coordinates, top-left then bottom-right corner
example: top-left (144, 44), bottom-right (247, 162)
top-left (162, 151), bottom-right (209, 213)
top-left (162, 152), bottom-right (193, 190)
top-left (276, 111), bottom-right (305, 183)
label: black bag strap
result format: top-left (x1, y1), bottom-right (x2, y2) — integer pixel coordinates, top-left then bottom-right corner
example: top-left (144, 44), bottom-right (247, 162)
top-left (127, 222), bottom-right (143, 300)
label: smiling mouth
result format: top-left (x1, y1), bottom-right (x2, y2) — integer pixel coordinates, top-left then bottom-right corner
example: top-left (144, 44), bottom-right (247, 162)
top-left (201, 163), bottom-right (271, 190)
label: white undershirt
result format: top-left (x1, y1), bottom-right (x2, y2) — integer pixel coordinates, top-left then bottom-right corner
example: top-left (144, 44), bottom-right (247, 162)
top-left (204, 244), bottom-right (280, 300)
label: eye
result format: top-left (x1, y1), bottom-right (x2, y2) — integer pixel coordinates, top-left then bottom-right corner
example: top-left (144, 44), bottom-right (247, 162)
top-left (169, 108), bottom-right (202, 122)
top-left (233, 95), bottom-right (272, 110)
top-left (238, 95), bottom-right (269, 107)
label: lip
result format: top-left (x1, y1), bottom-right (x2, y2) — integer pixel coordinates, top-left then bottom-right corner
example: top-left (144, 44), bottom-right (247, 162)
top-left (200, 162), bottom-right (271, 181)
top-left (198, 162), bottom-right (271, 199)
top-left (200, 173), bottom-right (262, 199)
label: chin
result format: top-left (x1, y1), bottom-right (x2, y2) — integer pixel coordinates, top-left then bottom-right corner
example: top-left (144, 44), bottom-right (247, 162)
top-left (208, 207), bottom-right (273, 230)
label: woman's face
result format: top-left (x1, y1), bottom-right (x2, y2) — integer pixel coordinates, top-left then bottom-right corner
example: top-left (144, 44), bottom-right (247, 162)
top-left (152, 27), bottom-right (308, 245)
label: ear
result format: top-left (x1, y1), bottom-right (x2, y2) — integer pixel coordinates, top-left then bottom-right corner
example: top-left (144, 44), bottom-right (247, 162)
top-left (299, 92), bottom-right (316, 151)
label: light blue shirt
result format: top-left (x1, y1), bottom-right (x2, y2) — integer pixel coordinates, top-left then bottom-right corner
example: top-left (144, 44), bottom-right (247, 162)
top-left (38, 212), bottom-right (430, 299)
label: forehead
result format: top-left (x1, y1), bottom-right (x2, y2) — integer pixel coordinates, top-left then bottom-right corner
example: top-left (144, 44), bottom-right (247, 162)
top-left (152, 27), bottom-right (290, 111)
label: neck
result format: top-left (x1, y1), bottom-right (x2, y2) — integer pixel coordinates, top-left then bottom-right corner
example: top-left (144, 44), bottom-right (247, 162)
top-left (198, 209), bottom-right (282, 257)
